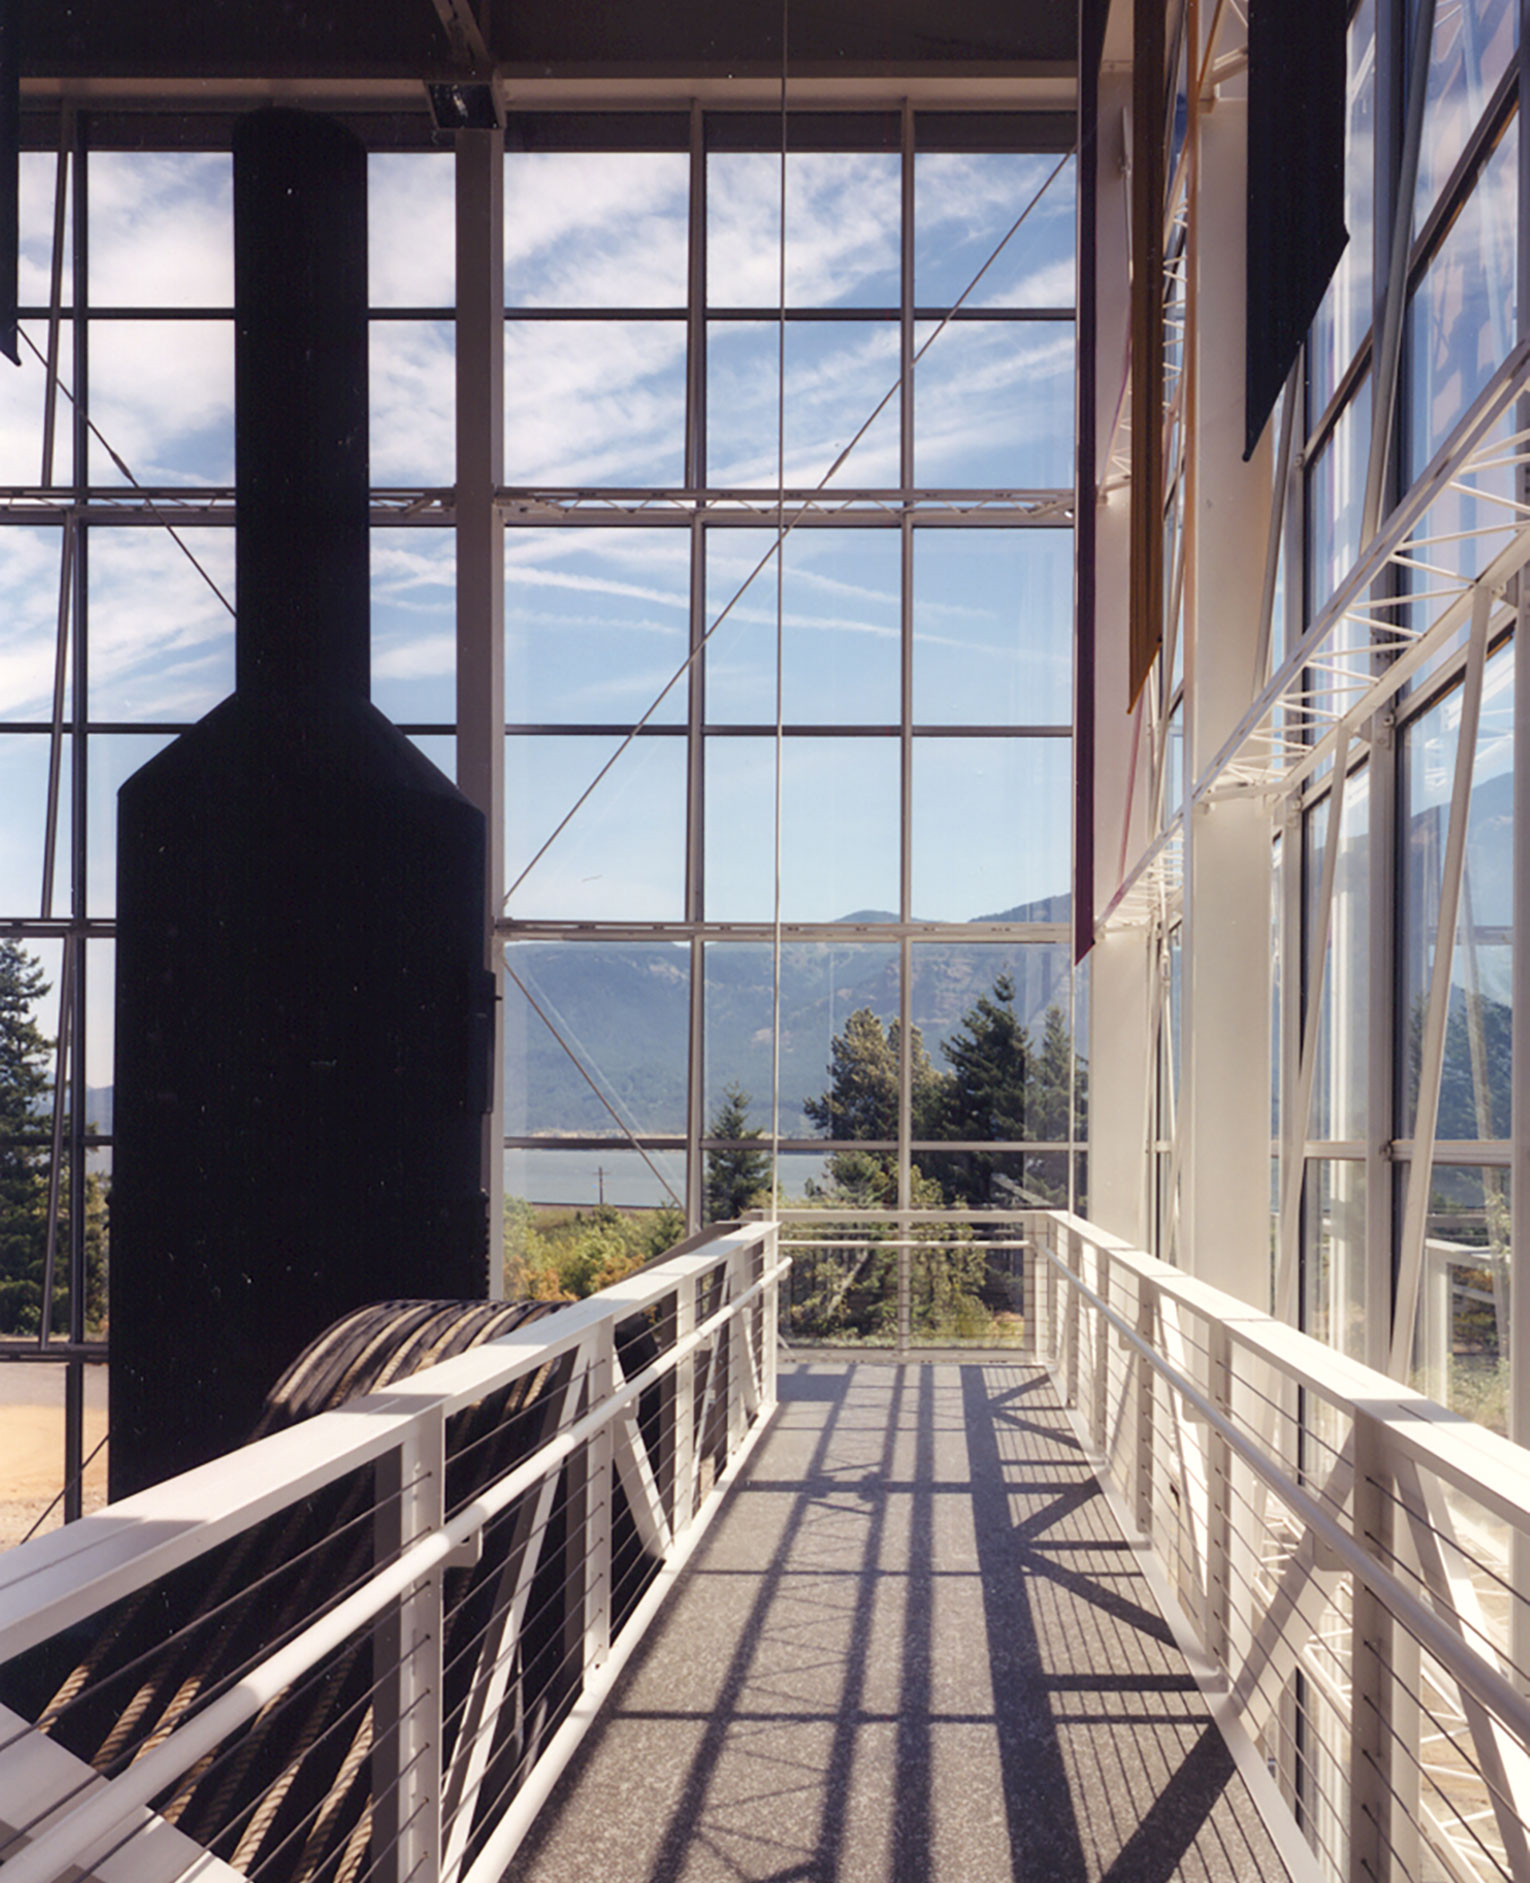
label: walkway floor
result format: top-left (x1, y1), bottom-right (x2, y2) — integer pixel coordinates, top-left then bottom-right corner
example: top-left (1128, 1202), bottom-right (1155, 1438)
top-left (504, 1356), bottom-right (1292, 1883)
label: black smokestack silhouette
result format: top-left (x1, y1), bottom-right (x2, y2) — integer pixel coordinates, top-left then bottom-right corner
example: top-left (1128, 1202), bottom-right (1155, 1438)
top-left (110, 109), bottom-right (493, 1497)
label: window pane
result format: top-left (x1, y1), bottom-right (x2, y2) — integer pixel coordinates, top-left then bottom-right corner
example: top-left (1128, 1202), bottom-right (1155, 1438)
top-left (913, 320), bottom-right (1073, 487)
top-left (915, 153), bottom-right (1076, 309)
top-left (708, 151), bottom-right (901, 308)
top-left (506, 320), bottom-right (686, 487)
top-left (1406, 122), bottom-right (1517, 481)
top-left (704, 940), bottom-right (899, 1139)
top-left (707, 320), bottom-right (901, 488)
top-left (1303, 1159), bottom-right (1367, 1359)
top-left (504, 1145), bottom-right (685, 1215)
top-left (89, 529), bottom-right (235, 722)
top-left (371, 321), bottom-right (455, 485)
top-left (913, 529), bottom-right (1071, 724)
top-left (87, 732), bottom-right (177, 916)
top-left (0, 528), bottom-right (70, 721)
top-left (912, 737), bottom-right (1070, 921)
top-left (508, 527), bottom-right (689, 724)
top-left (1399, 643), bottom-right (1513, 1142)
top-left (1408, 1163), bottom-right (1510, 1430)
top-left (88, 321), bottom-right (234, 486)
top-left (370, 153), bottom-right (453, 307)
top-left (21, 150), bottom-right (71, 308)
top-left (704, 735), bottom-right (900, 922)
top-left (1309, 0), bottom-right (1376, 417)
top-left (1415, 0), bottom-right (1516, 229)
top-left (372, 528), bottom-right (455, 725)
top-left (911, 940), bottom-right (1075, 1128)
top-left (1306, 766), bottom-right (1369, 1143)
top-left (504, 939), bottom-right (689, 1135)
top-left (506, 732), bottom-right (686, 921)
top-left (1306, 375), bottom-right (1371, 619)
top-left (507, 152), bottom-right (689, 308)
top-left (705, 528), bottom-right (900, 725)
top-left (0, 323), bottom-right (59, 484)
top-left (0, 736), bottom-right (67, 918)
top-left (88, 153), bottom-right (232, 307)
top-left (0, 1365), bottom-right (109, 1533)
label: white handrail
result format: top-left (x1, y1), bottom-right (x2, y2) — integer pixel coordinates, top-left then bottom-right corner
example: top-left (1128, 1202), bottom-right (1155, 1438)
top-left (0, 1222), bottom-right (787, 1883)
top-left (1028, 1207), bottom-right (1530, 1883)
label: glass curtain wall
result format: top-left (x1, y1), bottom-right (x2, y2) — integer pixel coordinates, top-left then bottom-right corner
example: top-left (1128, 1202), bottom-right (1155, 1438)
top-left (1293, 0), bottom-right (1519, 1418)
top-left (498, 110), bottom-right (1083, 1318)
top-left (0, 104), bottom-right (1081, 1529)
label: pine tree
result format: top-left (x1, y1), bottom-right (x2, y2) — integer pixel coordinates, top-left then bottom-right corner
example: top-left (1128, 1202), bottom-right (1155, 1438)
top-left (929, 972), bottom-right (1032, 1206)
top-left (704, 1084), bottom-right (771, 1223)
top-left (0, 942), bottom-right (55, 1335)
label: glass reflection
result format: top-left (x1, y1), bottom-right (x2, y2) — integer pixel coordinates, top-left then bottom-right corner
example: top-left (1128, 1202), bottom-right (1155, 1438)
top-left (1399, 643), bottom-right (1513, 1142)
top-left (1309, 0), bottom-right (1376, 419)
top-left (1408, 1164), bottom-right (1510, 1431)
top-left (1306, 375), bottom-right (1371, 620)
top-left (1406, 123), bottom-right (1517, 481)
top-left (1414, 0), bottom-right (1517, 228)
top-left (1307, 765), bottom-right (1369, 1143)
top-left (1303, 1159), bottom-right (1367, 1360)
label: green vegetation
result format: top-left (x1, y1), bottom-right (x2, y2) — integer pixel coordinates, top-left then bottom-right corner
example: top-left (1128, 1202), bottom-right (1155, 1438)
top-left (504, 1196), bottom-right (685, 1300)
top-left (502, 974), bottom-right (1085, 1350)
top-left (786, 975), bottom-right (1084, 1344)
top-left (703, 1083), bottom-right (771, 1223)
top-left (0, 941), bottom-right (107, 1338)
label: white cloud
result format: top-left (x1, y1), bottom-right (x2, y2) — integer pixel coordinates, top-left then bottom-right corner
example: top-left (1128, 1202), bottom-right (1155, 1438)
top-left (87, 153), bottom-right (233, 307)
top-left (370, 154), bottom-right (455, 307)
top-left (505, 153), bottom-right (689, 308)
top-left (88, 320), bottom-right (235, 486)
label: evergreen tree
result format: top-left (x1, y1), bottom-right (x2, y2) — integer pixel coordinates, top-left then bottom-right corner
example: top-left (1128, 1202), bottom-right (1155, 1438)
top-left (803, 1008), bottom-right (944, 1149)
top-left (0, 942), bottom-right (55, 1335)
top-left (704, 1083), bottom-right (771, 1223)
top-left (929, 973), bottom-right (1031, 1206)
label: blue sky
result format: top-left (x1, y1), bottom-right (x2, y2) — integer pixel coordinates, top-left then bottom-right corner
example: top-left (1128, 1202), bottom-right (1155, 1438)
top-left (0, 141), bottom-right (1078, 1091)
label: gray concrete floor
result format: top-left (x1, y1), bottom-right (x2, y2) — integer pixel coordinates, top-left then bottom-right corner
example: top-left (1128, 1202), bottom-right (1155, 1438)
top-left (504, 1357), bottom-right (1291, 1883)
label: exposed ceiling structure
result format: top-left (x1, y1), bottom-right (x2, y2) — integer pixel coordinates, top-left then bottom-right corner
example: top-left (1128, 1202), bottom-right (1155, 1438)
top-left (17, 0), bottom-right (1079, 121)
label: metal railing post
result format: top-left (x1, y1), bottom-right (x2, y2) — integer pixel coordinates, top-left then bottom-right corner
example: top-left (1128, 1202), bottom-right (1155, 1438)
top-left (374, 1405), bottom-right (447, 1883)
top-left (727, 1244), bottom-right (748, 1454)
top-left (1204, 1322), bottom-right (1232, 1668)
top-left (1135, 1275), bottom-right (1156, 1537)
top-left (672, 1266), bottom-right (697, 1531)
top-left (1092, 1244), bottom-right (1112, 1453)
top-left (1348, 1409), bottom-right (1394, 1883)
top-left (762, 1226), bottom-right (781, 1413)
top-left (1065, 1230), bottom-right (1082, 1408)
top-left (583, 1325), bottom-right (615, 1675)
top-left (1023, 1232), bottom-right (1040, 1355)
